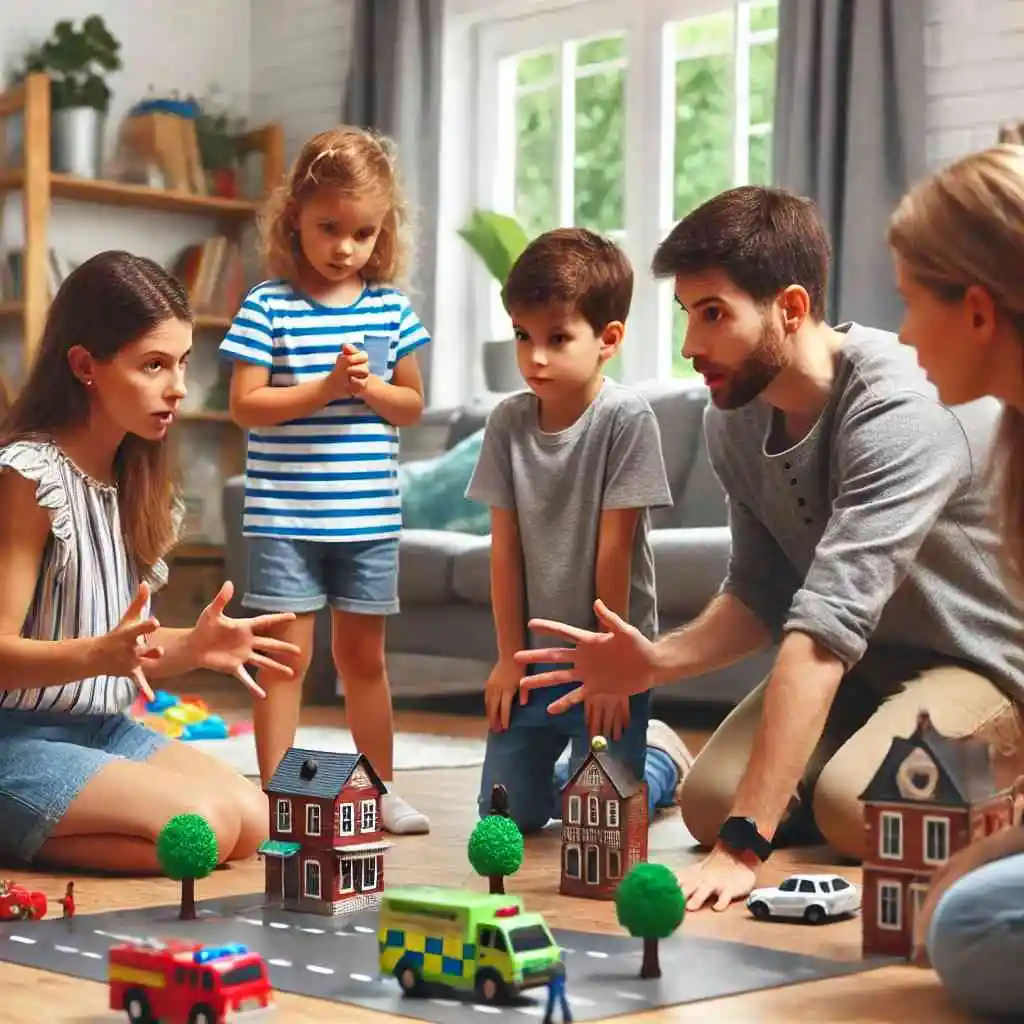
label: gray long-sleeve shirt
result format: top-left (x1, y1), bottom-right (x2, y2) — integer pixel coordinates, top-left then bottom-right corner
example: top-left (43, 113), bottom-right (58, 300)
top-left (704, 322), bottom-right (1024, 701)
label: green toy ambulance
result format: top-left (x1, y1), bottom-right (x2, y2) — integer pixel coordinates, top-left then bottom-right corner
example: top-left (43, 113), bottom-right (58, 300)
top-left (378, 885), bottom-right (563, 1003)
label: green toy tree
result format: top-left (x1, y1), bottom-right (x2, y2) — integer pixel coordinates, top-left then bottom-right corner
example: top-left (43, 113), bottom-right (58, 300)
top-left (468, 813), bottom-right (524, 894)
top-left (614, 863), bottom-right (686, 979)
top-left (156, 813), bottom-right (219, 921)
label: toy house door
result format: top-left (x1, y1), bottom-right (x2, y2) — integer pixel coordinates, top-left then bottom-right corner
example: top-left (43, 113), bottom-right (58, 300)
top-left (908, 882), bottom-right (928, 948)
top-left (584, 844), bottom-right (600, 886)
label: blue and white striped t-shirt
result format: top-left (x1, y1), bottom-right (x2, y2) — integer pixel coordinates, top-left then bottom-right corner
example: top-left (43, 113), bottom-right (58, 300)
top-left (218, 279), bottom-right (431, 542)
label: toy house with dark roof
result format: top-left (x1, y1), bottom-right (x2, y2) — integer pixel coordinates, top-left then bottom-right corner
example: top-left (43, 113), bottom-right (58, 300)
top-left (258, 747), bottom-right (391, 916)
top-left (860, 709), bottom-right (1024, 958)
top-left (560, 735), bottom-right (649, 899)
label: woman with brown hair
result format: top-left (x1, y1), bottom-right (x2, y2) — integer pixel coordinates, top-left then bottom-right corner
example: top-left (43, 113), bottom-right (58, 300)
top-left (0, 250), bottom-right (300, 872)
top-left (889, 142), bottom-right (1024, 1018)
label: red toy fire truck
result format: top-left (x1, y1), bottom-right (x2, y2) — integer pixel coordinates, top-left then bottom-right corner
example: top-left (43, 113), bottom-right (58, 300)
top-left (108, 938), bottom-right (273, 1023)
top-left (0, 880), bottom-right (47, 921)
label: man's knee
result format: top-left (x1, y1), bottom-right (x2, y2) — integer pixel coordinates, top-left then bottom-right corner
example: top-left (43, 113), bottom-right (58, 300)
top-left (810, 773), bottom-right (867, 860)
top-left (677, 760), bottom-right (733, 849)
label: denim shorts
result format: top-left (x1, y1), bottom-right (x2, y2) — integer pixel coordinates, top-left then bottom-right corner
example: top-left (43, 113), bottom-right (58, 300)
top-left (243, 535), bottom-right (400, 615)
top-left (0, 709), bottom-right (168, 863)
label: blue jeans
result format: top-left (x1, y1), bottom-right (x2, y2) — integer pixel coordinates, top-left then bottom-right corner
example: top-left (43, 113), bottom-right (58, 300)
top-left (476, 682), bottom-right (677, 834)
top-left (927, 852), bottom-right (1024, 1019)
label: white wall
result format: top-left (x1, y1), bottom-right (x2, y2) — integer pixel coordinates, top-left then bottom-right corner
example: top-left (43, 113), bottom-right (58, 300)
top-left (925, 0), bottom-right (1024, 167)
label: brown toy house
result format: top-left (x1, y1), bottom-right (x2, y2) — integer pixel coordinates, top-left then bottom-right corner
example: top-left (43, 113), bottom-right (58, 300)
top-left (860, 710), bottom-right (1024, 959)
top-left (560, 735), bottom-right (648, 899)
top-left (258, 748), bottom-right (391, 916)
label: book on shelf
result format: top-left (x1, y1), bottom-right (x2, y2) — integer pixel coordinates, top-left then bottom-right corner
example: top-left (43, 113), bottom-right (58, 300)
top-left (170, 235), bottom-right (247, 318)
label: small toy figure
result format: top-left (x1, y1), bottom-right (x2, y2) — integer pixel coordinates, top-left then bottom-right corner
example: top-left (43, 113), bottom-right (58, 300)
top-left (489, 783), bottom-right (511, 817)
top-left (543, 961), bottom-right (572, 1023)
top-left (57, 881), bottom-right (75, 925)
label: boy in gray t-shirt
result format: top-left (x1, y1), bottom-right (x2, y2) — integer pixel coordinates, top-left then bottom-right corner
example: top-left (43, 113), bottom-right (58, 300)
top-left (466, 227), bottom-right (693, 834)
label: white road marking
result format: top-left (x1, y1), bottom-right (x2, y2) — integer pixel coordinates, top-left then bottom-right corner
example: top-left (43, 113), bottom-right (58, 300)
top-left (567, 994), bottom-right (595, 1006)
top-left (80, 951), bottom-right (102, 960)
top-left (429, 999), bottom-right (460, 1007)
top-left (94, 930), bottom-right (141, 944)
top-left (353, 925), bottom-right (374, 934)
top-left (559, 946), bottom-right (575, 954)
top-left (239, 917), bottom-right (265, 927)
top-left (54, 945), bottom-right (78, 954)
top-left (584, 949), bottom-right (609, 958)
top-left (350, 973), bottom-right (374, 982)
top-left (515, 1008), bottom-right (544, 1018)
top-left (615, 991), bottom-right (647, 1001)
top-left (269, 922), bottom-right (289, 930)
top-left (267, 958), bottom-right (292, 968)
top-left (9, 935), bottom-right (35, 945)
top-left (299, 927), bottom-right (325, 934)
top-left (472, 1006), bottom-right (502, 1014)
top-left (306, 964), bottom-right (334, 975)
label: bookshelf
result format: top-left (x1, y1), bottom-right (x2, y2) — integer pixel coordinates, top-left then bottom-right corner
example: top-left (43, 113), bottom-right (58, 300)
top-left (0, 72), bottom-right (285, 563)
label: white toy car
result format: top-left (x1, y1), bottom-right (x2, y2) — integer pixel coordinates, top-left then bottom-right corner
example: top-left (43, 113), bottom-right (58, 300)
top-left (746, 873), bottom-right (861, 925)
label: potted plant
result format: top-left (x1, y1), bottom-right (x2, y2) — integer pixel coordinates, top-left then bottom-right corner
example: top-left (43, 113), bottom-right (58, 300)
top-left (458, 209), bottom-right (530, 393)
top-left (14, 16), bottom-right (123, 179)
top-left (193, 93), bottom-right (247, 197)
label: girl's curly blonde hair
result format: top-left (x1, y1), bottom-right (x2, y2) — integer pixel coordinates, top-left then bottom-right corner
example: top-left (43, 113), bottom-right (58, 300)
top-left (260, 126), bottom-right (410, 285)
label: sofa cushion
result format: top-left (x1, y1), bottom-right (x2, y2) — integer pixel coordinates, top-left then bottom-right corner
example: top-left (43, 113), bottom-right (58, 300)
top-left (398, 529), bottom-right (488, 604)
top-left (651, 527), bottom-right (732, 620)
top-left (399, 430), bottom-right (490, 534)
top-left (451, 535), bottom-right (493, 605)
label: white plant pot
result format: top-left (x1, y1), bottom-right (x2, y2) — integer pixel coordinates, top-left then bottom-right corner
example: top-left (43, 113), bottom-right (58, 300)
top-left (482, 339), bottom-right (521, 393)
top-left (51, 106), bottom-right (106, 178)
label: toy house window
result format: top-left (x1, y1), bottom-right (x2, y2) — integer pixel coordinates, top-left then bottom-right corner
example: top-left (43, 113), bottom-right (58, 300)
top-left (306, 803), bottom-right (322, 836)
top-left (585, 765), bottom-right (602, 787)
top-left (564, 844), bottom-right (581, 878)
top-left (303, 858), bottom-right (322, 899)
top-left (338, 802), bottom-right (354, 836)
top-left (607, 848), bottom-right (622, 879)
top-left (924, 817), bottom-right (950, 864)
top-left (363, 857), bottom-right (378, 890)
top-left (567, 794), bottom-right (581, 824)
top-left (340, 858), bottom-right (354, 892)
top-left (587, 795), bottom-right (599, 826)
top-left (878, 881), bottom-right (901, 929)
top-left (880, 811), bottom-right (903, 859)
top-left (360, 799), bottom-right (377, 832)
top-left (584, 844), bottom-right (600, 884)
top-left (276, 798), bottom-right (292, 833)
top-left (606, 799), bottom-right (620, 827)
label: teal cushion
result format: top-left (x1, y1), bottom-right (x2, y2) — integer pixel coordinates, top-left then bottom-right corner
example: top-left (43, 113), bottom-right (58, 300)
top-left (399, 429), bottom-right (490, 534)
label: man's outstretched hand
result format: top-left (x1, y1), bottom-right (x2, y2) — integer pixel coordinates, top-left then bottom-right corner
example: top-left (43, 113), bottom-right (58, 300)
top-left (515, 599), bottom-right (657, 713)
top-left (677, 845), bottom-right (760, 912)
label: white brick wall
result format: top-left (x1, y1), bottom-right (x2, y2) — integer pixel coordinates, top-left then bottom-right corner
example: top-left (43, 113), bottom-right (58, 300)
top-left (250, 0), bottom-right (357, 167)
top-left (926, 0), bottom-right (1024, 167)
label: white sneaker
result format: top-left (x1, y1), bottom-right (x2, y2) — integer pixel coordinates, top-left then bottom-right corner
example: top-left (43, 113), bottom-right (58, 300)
top-left (646, 718), bottom-right (696, 805)
top-left (381, 790), bottom-right (430, 835)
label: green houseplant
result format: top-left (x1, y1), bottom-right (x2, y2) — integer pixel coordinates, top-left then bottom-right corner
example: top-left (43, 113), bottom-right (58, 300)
top-left (192, 88), bottom-right (248, 197)
top-left (14, 16), bottom-right (123, 178)
top-left (458, 209), bottom-right (531, 393)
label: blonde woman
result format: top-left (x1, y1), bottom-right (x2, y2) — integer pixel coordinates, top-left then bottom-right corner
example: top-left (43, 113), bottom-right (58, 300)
top-left (889, 142), bottom-right (1024, 1019)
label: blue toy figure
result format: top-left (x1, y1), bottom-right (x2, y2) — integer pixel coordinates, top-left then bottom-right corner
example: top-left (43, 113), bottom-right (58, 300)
top-left (543, 961), bottom-right (572, 1023)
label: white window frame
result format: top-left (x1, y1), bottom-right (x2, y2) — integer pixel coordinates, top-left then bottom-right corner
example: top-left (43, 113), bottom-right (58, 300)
top-left (338, 802), bottom-right (354, 837)
top-left (607, 847), bottom-right (622, 879)
top-left (306, 803), bottom-right (321, 837)
top-left (567, 794), bottom-right (582, 824)
top-left (360, 798), bottom-right (377, 833)
top-left (303, 858), bottom-right (322, 900)
top-left (878, 880), bottom-right (902, 930)
top-left (880, 811), bottom-right (903, 860)
top-left (363, 856), bottom-right (379, 891)
top-left (435, 0), bottom-right (779, 406)
top-left (276, 798), bottom-right (292, 834)
top-left (339, 858), bottom-right (354, 893)
top-left (564, 843), bottom-right (582, 878)
top-left (587, 794), bottom-right (600, 826)
top-left (923, 816), bottom-right (950, 865)
top-left (584, 843), bottom-right (601, 884)
top-left (606, 799), bottom-right (620, 828)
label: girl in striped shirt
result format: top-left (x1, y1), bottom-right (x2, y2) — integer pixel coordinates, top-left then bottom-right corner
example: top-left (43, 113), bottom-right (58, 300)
top-left (0, 250), bottom-right (300, 871)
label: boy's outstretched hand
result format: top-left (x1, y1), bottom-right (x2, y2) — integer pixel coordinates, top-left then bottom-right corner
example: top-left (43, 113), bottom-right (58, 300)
top-left (188, 581), bottom-right (301, 698)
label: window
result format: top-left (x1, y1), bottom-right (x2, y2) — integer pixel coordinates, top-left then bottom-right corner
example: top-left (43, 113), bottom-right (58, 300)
top-left (924, 817), bottom-right (950, 864)
top-left (276, 798), bottom-right (292, 833)
top-left (442, 0), bottom-right (780, 405)
top-left (817, 880), bottom-right (832, 893)
top-left (880, 812), bottom-right (903, 859)
top-left (564, 844), bottom-right (581, 878)
top-left (797, 879), bottom-right (815, 894)
top-left (878, 881), bottom-right (902, 930)
top-left (567, 794), bottom-right (582, 824)
top-left (303, 859), bottom-right (322, 899)
top-left (587, 795), bottom-right (600, 826)
top-left (363, 857), bottom-right (378, 891)
top-left (607, 848), bottom-right (622, 879)
top-left (340, 858), bottom-right (354, 892)
top-left (338, 802), bottom-right (354, 836)
top-left (778, 878), bottom-right (798, 892)
top-left (584, 844), bottom-right (600, 884)
top-left (832, 878), bottom-right (851, 891)
top-left (306, 803), bottom-right (321, 836)
top-left (606, 799), bottom-right (620, 828)
top-left (360, 799), bottom-right (377, 832)
top-left (585, 765), bottom-right (603, 787)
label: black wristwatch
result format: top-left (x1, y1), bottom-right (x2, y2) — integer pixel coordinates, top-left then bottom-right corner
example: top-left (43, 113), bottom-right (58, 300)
top-left (718, 816), bottom-right (773, 861)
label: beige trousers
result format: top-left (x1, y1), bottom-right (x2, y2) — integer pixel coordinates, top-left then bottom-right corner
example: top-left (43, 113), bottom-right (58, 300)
top-left (678, 647), bottom-right (1024, 860)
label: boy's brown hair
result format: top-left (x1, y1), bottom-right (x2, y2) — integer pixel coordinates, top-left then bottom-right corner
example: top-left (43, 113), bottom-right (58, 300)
top-left (652, 185), bottom-right (831, 321)
top-left (502, 227), bottom-right (633, 331)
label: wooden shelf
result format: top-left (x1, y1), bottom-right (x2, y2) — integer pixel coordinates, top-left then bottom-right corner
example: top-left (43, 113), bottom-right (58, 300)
top-left (179, 410), bottom-right (233, 423)
top-left (171, 542), bottom-right (225, 562)
top-left (0, 168), bottom-right (263, 220)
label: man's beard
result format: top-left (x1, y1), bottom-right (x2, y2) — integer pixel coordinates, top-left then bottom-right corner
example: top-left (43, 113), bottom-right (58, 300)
top-left (699, 316), bottom-right (788, 410)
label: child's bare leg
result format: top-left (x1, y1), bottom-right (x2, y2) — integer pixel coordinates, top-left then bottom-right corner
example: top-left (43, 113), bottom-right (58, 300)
top-left (330, 609), bottom-right (428, 834)
top-left (252, 612), bottom-right (315, 787)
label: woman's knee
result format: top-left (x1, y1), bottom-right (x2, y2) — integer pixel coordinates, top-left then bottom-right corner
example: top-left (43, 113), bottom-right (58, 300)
top-left (229, 780), bottom-right (269, 861)
top-left (179, 790), bottom-right (247, 864)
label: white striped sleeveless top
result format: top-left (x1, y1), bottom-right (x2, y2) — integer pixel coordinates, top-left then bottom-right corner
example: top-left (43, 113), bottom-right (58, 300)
top-left (0, 439), bottom-right (168, 714)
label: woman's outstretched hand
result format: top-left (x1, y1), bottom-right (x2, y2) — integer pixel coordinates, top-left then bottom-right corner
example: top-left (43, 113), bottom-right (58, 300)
top-left (189, 581), bottom-right (301, 698)
top-left (99, 581), bottom-right (163, 701)
top-left (515, 599), bottom-right (658, 713)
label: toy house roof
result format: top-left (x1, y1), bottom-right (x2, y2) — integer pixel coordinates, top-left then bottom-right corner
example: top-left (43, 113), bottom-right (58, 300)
top-left (265, 747), bottom-right (384, 800)
top-left (562, 749), bottom-right (643, 799)
top-left (859, 709), bottom-right (997, 806)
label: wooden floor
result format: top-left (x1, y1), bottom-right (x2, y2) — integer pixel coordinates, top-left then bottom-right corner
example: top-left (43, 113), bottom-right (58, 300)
top-left (0, 686), bottom-right (972, 1023)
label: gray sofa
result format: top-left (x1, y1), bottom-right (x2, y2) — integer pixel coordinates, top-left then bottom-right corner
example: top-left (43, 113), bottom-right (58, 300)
top-left (222, 379), bottom-right (772, 708)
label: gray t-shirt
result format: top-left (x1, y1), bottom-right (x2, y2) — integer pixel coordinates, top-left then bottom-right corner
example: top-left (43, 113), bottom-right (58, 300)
top-left (705, 321), bottom-right (1024, 701)
top-left (466, 379), bottom-right (673, 652)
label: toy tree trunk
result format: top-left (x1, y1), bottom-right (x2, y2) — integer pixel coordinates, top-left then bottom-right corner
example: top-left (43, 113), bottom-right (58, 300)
top-left (179, 878), bottom-right (197, 921)
top-left (489, 875), bottom-right (505, 895)
top-left (640, 937), bottom-right (661, 979)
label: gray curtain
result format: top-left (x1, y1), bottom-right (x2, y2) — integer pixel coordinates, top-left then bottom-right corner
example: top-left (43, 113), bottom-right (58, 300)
top-left (772, 0), bottom-right (927, 330)
top-left (345, 0), bottom-right (444, 396)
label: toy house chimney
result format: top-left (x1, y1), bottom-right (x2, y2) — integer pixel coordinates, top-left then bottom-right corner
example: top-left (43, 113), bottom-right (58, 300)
top-left (300, 757), bottom-right (319, 781)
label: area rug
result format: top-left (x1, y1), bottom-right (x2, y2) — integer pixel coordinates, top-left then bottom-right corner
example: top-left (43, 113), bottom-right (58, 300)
top-left (191, 725), bottom-right (487, 775)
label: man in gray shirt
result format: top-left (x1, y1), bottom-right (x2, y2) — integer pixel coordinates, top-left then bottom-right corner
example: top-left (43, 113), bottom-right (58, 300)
top-left (517, 186), bottom-right (1024, 909)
